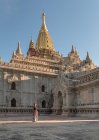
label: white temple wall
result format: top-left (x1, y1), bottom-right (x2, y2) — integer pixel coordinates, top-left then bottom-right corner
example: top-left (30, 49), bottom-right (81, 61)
top-left (78, 89), bottom-right (92, 104)
top-left (2, 69), bottom-right (56, 107)
top-left (76, 84), bottom-right (99, 105)
top-left (93, 87), bottom-right (99, 102)
top-left (0, 92), bottom-right (3, 105)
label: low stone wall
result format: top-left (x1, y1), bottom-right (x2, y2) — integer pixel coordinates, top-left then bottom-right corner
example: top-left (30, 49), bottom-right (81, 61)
top-left (0, 107), bottom-right (99, 118)
top-left (0, 107), bottom-right (52, 115)
top-left (52, 108), bottom-right (99, 117)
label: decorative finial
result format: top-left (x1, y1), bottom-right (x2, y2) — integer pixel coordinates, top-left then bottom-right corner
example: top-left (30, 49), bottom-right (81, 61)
top-left (42, 13), bottom-right (48, 31)
top-left (42, 13), bottom-right (45, 25)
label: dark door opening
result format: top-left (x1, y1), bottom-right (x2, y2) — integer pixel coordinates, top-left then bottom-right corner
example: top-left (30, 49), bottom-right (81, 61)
top-left (42, 100), bottom-right (46, 108)
top-left (11, 98), bottom-right (16, 107)
top-left (57, 91), bottom-right (63, 114)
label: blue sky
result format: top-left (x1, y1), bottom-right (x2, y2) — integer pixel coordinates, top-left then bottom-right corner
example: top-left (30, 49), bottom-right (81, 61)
top-left (0, 0), bottom-right (99, 65)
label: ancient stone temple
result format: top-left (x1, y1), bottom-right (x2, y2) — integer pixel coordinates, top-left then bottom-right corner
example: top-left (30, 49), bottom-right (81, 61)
top-left (0, 13), bottom-right (99, 117)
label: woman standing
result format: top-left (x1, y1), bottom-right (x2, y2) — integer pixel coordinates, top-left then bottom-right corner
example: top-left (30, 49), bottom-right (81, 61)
top-left (33, 103), bottom-right (38, 122)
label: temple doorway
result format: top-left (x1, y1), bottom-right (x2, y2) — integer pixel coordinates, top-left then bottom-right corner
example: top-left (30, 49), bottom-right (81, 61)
top-left (57, 91), bottom-right (63, 114)
top-left (11, 98), bottom-right (16, 107)
top-left (42, 100), bottom-right (46, 108)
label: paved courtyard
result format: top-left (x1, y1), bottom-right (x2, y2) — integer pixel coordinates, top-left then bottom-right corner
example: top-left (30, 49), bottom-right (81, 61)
top-left (0, 115), bottom-right (99, 140)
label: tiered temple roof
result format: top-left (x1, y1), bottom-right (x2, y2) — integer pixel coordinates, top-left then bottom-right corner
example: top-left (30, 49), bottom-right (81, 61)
top-left (0, 13), bottom-right (97, 76)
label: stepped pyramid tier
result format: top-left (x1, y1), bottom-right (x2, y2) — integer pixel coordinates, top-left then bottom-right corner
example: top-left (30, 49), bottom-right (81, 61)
top-left (36, 13), bottom-right (54, 50)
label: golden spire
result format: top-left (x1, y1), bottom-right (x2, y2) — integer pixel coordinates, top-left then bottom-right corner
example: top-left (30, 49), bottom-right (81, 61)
top-left (36, 13), bottom-right (54, 50)
top-left (42, 13), bottom-right (48, 31)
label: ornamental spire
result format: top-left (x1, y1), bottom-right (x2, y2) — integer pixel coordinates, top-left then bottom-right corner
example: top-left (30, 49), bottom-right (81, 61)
top-left (42, 13), bottom-right (48, 31)
top-left (16, 41), bottom-right (23, 55)
top-left (36, 13), bottom-right (54, 50)
top-left (12, 51), bottom-right (16, 58)
top-left (86, 52), bottom-right (90, 59)
top-left (86, 52), bottom-right (91, 62)
top-left (71, 45), bottom-right (75, 53)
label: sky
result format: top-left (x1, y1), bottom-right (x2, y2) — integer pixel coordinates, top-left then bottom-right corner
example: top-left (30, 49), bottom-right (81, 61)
top-left (0, 0), bottom-right (99, 65)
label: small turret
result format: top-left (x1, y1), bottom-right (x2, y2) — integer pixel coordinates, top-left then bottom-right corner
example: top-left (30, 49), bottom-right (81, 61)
top-left (16, 41), bottom-right (23, 55)
top-left (80, 51), bottom-right (96, 71)
top-left (27, 38), bottom-right (39, 57)
top-left (71, 45), bottom-right (75, 53)
top-left (69, 45), bottom-right (79, 56)
top-left (68, 45), bottom-right (81, 64)
top-left (10, 42), bottom-right (24, 62)
top-left (12, 51), bottom-right (16, 58)
top-left (86, 52), bottom-right (92, 62)
top-left (29, 38), bottom-right (34, 49)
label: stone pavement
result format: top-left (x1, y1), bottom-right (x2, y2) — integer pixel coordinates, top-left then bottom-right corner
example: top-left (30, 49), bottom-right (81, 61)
top-left (0, 115), bottom-right (99, 140)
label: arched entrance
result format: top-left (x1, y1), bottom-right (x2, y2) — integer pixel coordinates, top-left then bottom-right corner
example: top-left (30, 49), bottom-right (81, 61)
top-left (57, 91), bottom-right (63, 114)
top-left (42, 100), bottom-right (46, 108)
top-left (11, 98), bottom-right (16, 107)
top-left (11, 82), bottom-right (16, 90)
